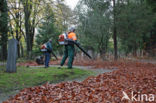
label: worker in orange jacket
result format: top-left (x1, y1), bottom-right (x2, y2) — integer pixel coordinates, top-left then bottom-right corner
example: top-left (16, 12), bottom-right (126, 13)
top-left (60, 27), bottom-right (77, 69)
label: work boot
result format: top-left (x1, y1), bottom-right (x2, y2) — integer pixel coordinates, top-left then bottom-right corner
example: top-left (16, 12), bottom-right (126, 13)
top-left (45, 65), bottom-right (49, 68)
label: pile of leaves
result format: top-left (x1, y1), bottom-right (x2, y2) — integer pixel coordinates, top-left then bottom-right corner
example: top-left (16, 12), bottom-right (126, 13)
top-left (4, 61), bottom-right (156, 103)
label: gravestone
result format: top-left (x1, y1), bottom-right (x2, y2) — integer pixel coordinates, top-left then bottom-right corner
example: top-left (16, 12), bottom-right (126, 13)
top-left (87, 50), bottom-right (95, 59)
top-left (6, 39), bottom-right (18, 73)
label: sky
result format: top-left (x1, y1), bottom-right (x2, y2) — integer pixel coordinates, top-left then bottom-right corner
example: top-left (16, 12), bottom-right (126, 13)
top-left (64, 0), bottom-right (79, 10)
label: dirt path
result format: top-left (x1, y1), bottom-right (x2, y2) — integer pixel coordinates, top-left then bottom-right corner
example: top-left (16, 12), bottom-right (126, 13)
top-left (30, 65), bottom-right (114, 74)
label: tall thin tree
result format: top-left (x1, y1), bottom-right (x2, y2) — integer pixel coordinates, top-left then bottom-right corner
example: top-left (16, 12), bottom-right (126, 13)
top-left (113, 0), bottom-right (118, 60)
top-left (0, 0), bottom-right (8, 60)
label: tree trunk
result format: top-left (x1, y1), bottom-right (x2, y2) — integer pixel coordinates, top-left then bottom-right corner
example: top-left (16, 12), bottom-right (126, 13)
top-left (15, 3), bottom-right (21, 58)
top-left (113, 26), bottom-right (118, 60)
top-left (100, 49), bottom-right (106, 60)
top-left (113, 0), bottom-right (118, 60)
top-left (20, 42), bottom-right (24, 57)
top-left (17, 42), bottom-right (20, 58)
top-left (23, 0), bottom-right (36, 59)
top-left (0, 0), bottom-right (8, 60)
top-left (23, 0), bottom-right (32, 58)
top-left (16, 27), bottom-right (20, 58)
top-left (2, 40), bottom-right (8, 60)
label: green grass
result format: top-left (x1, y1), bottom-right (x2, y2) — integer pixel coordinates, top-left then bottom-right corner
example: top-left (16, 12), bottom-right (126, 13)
top-left (0, 66), bottom-right (94, 93)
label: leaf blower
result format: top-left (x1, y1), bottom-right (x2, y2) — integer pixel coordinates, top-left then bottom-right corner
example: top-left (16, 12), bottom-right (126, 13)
top-left (58, 33), bottom-right (92, 59)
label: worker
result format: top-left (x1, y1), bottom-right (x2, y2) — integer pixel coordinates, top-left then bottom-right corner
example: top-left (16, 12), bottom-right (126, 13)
top-left (44, 39), bottom-right (52, 68)
top-left (59, 27), bottom-right (77, 69)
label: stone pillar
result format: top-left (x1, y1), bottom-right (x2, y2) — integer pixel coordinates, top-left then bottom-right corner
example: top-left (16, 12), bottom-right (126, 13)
top-left (6, 39), bottom-right (18, 73)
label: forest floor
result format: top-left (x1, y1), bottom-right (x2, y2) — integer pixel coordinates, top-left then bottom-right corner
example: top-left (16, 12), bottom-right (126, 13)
top-left (2, 58), bottom-right (156, 103)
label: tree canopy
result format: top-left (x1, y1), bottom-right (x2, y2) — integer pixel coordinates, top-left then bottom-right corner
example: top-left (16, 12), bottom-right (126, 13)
top-left (0, 0), bottom-right (156, 60)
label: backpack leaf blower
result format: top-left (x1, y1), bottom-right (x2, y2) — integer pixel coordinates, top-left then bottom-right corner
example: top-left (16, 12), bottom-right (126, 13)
top-left (58, 33), bottom-right (92, 59)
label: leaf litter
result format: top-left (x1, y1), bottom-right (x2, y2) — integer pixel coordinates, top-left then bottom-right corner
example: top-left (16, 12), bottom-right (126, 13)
top-left (6, 60), bottom-right (156, 103)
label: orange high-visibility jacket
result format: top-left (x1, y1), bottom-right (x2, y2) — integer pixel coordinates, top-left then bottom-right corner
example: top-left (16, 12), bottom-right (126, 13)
top-left (68, 32), bottom-right (77, 41)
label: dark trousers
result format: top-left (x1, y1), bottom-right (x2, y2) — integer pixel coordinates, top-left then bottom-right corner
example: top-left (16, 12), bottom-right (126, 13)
top-left (60, 45), bottom-right (75, 68)
top-left (45, 52), bottom-right (50, 67)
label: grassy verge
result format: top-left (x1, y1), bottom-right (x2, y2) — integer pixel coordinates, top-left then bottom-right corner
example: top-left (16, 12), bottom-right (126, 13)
top-left (0, 66), bottom-right (94, 93)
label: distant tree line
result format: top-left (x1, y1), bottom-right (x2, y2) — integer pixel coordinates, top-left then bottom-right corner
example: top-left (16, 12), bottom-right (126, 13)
top-left (0, 0), bottom-right (73, 60)
top-left (0, 0), bottom-right (156, 60)
top-left (75, 0), bottom-right (156, 60)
